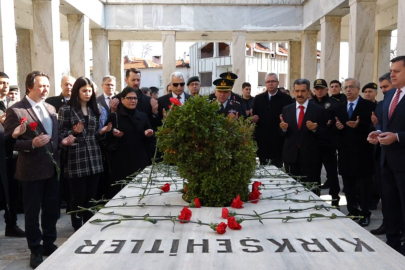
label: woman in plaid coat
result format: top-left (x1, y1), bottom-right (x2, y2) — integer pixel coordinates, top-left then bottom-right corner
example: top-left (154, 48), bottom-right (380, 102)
top-left (58, 77), bottom-right (111, 231)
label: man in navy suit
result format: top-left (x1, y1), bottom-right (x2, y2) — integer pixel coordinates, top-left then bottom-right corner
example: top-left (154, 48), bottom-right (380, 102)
top-left (279, 78), bottom-right (328, 192)
top-left (368, 55), bottom-right (405, 254)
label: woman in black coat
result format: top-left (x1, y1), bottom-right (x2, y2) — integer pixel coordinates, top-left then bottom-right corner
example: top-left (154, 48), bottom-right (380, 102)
top-left (104, 87), bottom-right (154, 198)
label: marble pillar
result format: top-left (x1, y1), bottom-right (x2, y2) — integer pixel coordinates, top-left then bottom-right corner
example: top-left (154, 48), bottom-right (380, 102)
top-left (109, 40), bottom-right (124, 92)
top-left (91, 29), bottom-right (109, 89)
top-left (32, 0), bottom-right (61, 96)
top-left (16, 29), bottom-right (34, 94)
top-left (288, 41), bottom-right (302, 90)
top-left (320, 16), bottom-right (341, 86)
top-left (301, 31), bottom-right (318, 84)
top-left (67, 14), bottom-right (90, 79)
top-left (162, 31), bottom-right (176, 93)
top-left (398, 0), bottom-right (405, 55)
top-left (213, 42), bottom-right (219, 58)
top-left (232, 31), bottom-right (246, 95)
top-left (0, 0), bottom-right (17, 83)
top-left (348, 0), bottom-right (376, 86)
top-left (374, 30), bottom-right (391, 80)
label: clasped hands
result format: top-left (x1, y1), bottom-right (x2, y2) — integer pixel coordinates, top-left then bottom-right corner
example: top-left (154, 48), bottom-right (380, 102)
top-left (367, 131), bottom-right (398, 146)
top-left (279, 115), bottom-right (318, 131)
top-left (335, 116), bottom-right (360, 130)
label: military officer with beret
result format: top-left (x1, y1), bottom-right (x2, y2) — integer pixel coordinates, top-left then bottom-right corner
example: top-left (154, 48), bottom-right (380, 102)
top-left (187, 76), bottom-right (201, 97)
top-left (362, 82), bottom-right (378, 104)
top-left (213, 78), bottom-right (245, 118)
top-left (311, 79), bottom-right (340, 207)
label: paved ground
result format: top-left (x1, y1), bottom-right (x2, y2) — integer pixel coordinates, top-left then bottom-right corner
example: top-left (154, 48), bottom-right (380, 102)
top-left (0, 172), bottom-right (386, 270)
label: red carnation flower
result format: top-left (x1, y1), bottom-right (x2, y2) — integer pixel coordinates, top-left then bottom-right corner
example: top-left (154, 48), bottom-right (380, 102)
top-left (29, 122), bottom-right (38, 131)
top-left (231, 195), bottom-right (244, 209)
top-left (222, 208), bottom-right (229, 218)
top-left (160, 183), bottom-right (170, 192)
top-left (178, 206), bottom-right (192, 223)
top-left (249, 189), bottom-right (261, 204)
top-left (194, 198), bottom-right (201, 208)
top-left (169, 97), bottom-right (181, 106)
top-left (252, 181), bottom-right (262, 191)
top-left (227, 216), bottom-right (242, 230)
top-left (20, 117), bottom-right (27, 124)
top-left (216, 222), bottom-right (227, 234)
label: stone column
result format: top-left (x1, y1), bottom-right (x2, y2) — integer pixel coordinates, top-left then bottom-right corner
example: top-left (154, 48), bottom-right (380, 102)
top-left (109, 40), bottom-right (124, 92)
top-left (320, 16), bottom-right (342, 85)
top-left (0, 0), bottom-right (17, 83)
top-left (232, 31), bottom-right (246, 95)
top-left (301, 31), bottom-right (318, 83)
top-left (67, 14), bottom-right (90, 79)
top-left (288, 41), bottom-right (301, 90)
top-left (374, 30), bottom-right (391, 80)
top-left (398, 0), bottom-right (405, 55)
top-left (16, 29), bottom-right (34, 94)
top-left (162, 31), bottom-right (176, 93)
top-left (91, 29), bottom-right (109, 88)
top-left (32, 0), bottom-right (61, 96)
top-left (348, 0), bottom-right (376, 86)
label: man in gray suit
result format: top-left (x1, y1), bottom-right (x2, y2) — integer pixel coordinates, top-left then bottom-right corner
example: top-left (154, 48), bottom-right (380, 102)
top-left (96, 75), bottom-right (118, 115)
top-left (4, 71), bottom-right (60, 269)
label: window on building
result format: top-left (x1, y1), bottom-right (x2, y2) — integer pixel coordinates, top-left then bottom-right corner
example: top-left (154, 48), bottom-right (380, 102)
top-left (218, 43), bottom-right (230, 57)
top-left (200, 72), bottom-right (212, 87)
top-left (258, 72), bottom-right (267, 86)
top-left (200, 43), bottom-right (214, 59)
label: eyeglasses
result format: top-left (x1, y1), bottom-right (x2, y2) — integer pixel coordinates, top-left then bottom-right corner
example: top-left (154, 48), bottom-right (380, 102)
top-left (124, 97), bottom-right (138, 100)
top-left (172, 83), bottom-right (185, 87)
top-left (344, 85), bottom-right (358, 90)
top-left (265, 80), bottom-right (278, 84)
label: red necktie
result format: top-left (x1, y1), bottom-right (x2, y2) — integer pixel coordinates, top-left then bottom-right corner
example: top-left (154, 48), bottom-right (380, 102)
top-left (389, 89), bottom-right (402, 120)
top-left (298, 106), bottom-right (305, 130)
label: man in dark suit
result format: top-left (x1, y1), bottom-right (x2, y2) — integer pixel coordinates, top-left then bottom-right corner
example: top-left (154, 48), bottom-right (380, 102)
top-left (45, 75), bottom-right (75, 112)
top-left (368, 55), bottom-right (405, 254)
top-left (279, 78), bottom-right (327, 191)
top-left (4, 71), bottom-right (61, 269)
top-left (335, 78), bottom-right (376, 227)
top-left (0, 122), bottom-right (26, 237)
top-left (212, 78), bottom-right (244, 118)
top-left (0, 72), bottom-right (16, 124)
top-left (158, 71), bottom-right (192, 121)
top-left (45, 75), bottom-right (75, 210)
top-left (369, 72), bottom-right (393, 235)
top-left (96, 75), bottom-right (117, 115)
top-left (251, 72), bottom-right (293, 167)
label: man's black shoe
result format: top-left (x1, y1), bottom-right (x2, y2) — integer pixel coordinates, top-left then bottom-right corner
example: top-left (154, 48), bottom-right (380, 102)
top-left (370, 203), bottom-right (378, 210)
top-left (5, 225), bottom-right (26, 237)
top-left (370, 223), bottom-right (385, 235)
top-left (359, 216), bottom-right (371, 227)
top-left (60, 200), bottom-right (67, 209)
top-left (319, 181), bottom-right (330, 190)
top-left (43, 245), bottom-right (58, 256)
top-left (30, 252), bottom-right (43, 269)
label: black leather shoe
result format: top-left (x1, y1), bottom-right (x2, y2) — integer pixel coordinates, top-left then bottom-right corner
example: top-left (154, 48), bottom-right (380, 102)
top-left (5, 225), bottom-right (26, 237)
top-left (30, 252), bottom-right (43, 269)
top-left (370, 223), bottom-right (385, 235)
top-left (359, 216), bottom-right (371, 227)
top-left (319, 181), bottom-right (330, 190)
top-left (43, 245), bottom-right (58, 256)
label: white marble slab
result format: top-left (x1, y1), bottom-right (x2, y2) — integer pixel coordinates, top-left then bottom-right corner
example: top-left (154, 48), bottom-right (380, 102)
top-left (38, 166), bottom-right (405, 270)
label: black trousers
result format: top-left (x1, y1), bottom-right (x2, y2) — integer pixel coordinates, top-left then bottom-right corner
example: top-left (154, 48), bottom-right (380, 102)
top-left (2, 157), bottom-right (20, 228)
top-left (318, 146), bottom-right (340, 199)
top-left (21, 174), bottom-right (59, 253)
top-left (342, 175), bottom-right (371, 216)
top-left (259, 156), bottom-right (283, 168)
top-left (285, 152), bottom-right (320, 196)
top-left (381, 165), bottom-right (405, 254)
top-left (69, 174), bottom-right (100, 230)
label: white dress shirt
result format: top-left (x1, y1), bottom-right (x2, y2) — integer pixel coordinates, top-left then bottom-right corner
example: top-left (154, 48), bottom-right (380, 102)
top-left (103, 93), bottom-right (112, 108)
top-left (295, 99), bottom-right (309, 124)
top-left (172, 92), bottom-right (186, 105)
top-left (346, 96), bottom-right (360, 113)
